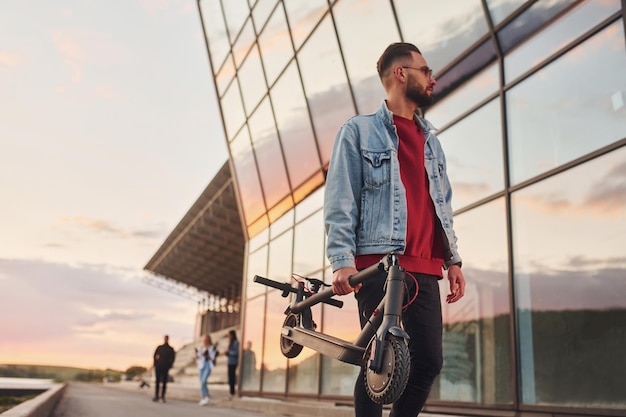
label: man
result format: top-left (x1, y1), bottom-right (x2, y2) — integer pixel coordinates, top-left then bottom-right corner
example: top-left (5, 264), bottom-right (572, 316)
top-left (153, 335), bottom-right (176, 403)
top-left (324, 42), bottom-right (466, 417)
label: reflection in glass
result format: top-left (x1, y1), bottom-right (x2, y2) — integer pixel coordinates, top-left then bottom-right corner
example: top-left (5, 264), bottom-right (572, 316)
top-left (431, 198), bottom-right (512, 404)
top-left (238, 45), bottom-right (267, 115)
top-left (252, 0), bottom-right (279, 33)
top-left (427, 62), bottom-right (498, 129)
top-left (293, 210), bottom-right (324, 275)
top-left (504, 0), bottom-right (621, 82)
top-left (437, 99), bottom-right (504, 211)
top-left (221, 80), bottom-right (246, 141)
top-left (261, 289), bottom-right (288, 392)
top-left (230, 128), bottom-right (265, 225)
top-left (507, 22), bottom-right (626, 185)
top-left (511, 148), bottom-right (626, 408)
top-left (283, 0), bottom-right (328, 50)
top-left (485, 0), bottom-right (526, 26)
top-left (232, 19), bottom-right (256, 68)
top-left (246, 245), bottom-right (268, 300)
top-left (215, 54), bottom-right (236, 97)
top-left (242, 296), bottom-right (264, 391)
top-left (332, 0), bottom-right (400, 114)
top-left (249, 227), bottom-right (269, 253)
top-left (298, 15), bottom-right (356, 166)
top-left (249, 98), bottom-right (291, 210)
top-left (295, 186), bottom-right (323, 223)
top-left (394, 0), bottom-right (488, 73)
top-left (222, 0), bottom-right (250, 44)
top-left (269, 208), bottom-right (294, 239)
top-left (268, 229), bottom-right (293, 282)
top-left (320, 286), bottom-right (361, 395)
top-left (496, 0), bottom-right (572, 55)
top-left (258, 4), bottom-right (293, 86)
top-left (271, 63), bottom-right (320, 188)
top-left (199, 0), bottom-right (230, 73)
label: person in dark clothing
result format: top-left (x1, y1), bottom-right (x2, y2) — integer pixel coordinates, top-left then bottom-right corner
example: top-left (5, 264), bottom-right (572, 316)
top-left (153, 334), bottom-right (176, 403)
top-left (225, 330), bottom-right (240, 398)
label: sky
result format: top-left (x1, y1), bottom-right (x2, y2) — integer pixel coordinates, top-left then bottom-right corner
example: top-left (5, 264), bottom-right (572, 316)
top-left (0, 0), bottom-right (228, 371)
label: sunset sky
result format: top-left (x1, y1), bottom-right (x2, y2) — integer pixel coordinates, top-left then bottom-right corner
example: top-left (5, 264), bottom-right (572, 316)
top-left (0, 0), bottom-right (228, 371)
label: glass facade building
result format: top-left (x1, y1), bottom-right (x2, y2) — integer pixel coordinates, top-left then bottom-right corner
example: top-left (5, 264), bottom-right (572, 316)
top-left (197, 0), bottom-right (626, 415)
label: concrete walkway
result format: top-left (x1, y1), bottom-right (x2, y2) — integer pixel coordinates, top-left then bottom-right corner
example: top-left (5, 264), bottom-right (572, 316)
top-left (49, 382), bottom-right (268, 417)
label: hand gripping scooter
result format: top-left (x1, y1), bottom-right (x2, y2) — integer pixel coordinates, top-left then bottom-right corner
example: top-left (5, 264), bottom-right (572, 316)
top-left (253, 252), bottom-right (412, 404)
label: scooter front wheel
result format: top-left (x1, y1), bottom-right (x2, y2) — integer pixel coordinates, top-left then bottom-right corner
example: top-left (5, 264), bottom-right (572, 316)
top-left (280, 313), bottom-right (304, 358)
top-left (363, 335), bottom-right (410, 404)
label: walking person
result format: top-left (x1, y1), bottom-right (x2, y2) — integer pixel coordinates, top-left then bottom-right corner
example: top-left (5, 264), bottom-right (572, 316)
top-left (324, 42), bottom-right (466, 417)
top-left (152, 335), bottom-right (175, 403)
top-left (225, 330), bottom-right (240, 398)
top-left (195, 334), bottom-right (216, 406)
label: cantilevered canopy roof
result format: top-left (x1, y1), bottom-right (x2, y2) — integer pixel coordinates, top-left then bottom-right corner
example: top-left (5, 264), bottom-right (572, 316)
top-left (144, 162), bottom-right (245, 302)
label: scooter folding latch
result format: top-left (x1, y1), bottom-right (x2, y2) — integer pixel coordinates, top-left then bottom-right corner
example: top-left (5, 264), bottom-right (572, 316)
top-left (368, 337), bottom-right (384, 373)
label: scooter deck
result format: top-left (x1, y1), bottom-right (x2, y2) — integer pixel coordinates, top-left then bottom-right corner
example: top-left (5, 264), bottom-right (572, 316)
top-left (282, 326), bottom-right (365, 365)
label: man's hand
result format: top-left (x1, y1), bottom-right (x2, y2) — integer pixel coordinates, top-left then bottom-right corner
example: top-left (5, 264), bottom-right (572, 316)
top-left (446, 264), bottom-right (466, 303)
top-left (332, 267), bottom-right (358, 295)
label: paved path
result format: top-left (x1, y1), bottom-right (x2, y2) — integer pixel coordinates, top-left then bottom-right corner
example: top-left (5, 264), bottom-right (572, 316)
top-left (50, 382), bottom-right (268, 417)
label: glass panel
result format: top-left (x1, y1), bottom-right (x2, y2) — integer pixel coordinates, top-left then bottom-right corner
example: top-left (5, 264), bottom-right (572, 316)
top-left (293, 172), bottom-right (324, 206)
top-left (288, 271), bottom-right (323, 394)
top-left (246, 245), bottom-right (268, 299)
top-left (238, 44), bottom-right (267, 115)
top-left (298, 15), bottom-right (356, 166)
top-left (259, 5), bottom-right (294, 87)
top-left (221, 79), bottom-right (246, 141)
top-left (332, 0), bottom-right (400, 114)
top-left (506, 22), bottom-right (626, 185)
top-left (248, 98), bottom-right (291, 210)
top-left (295, 187), bottom-right (324, 223)
top-left (497, 0), bottom-right (572, 55)
top-left (271, 62), bottom-right (320, 188)
top-left (232, 18), bottom-right (256, 68)
top-left (222, 0), bottom-right (250, 44)
top-left (437, 99), bottom-right (504, 211)
top-left (268, 194), bottom-right (295, 223)
top-left (270, 208), bottom-right (294, 239)
top-left (293, 210), bottom-right (324, 276)
top-left (199, 0), bottom-right (230, 73)
top-left (283, 0), bottom-right (328, 50)
top-left (511, 148), bottom-right (626, 408)
top-left (320, 284), bottom-right (361, 395)
top-left (431, 198), bottom-right (512, 405)
top-left (230, 128), bottom-right (266, 225)
top-left (433, 39), bottom-right (498, 103)
top-left (261, 230), bottom-right (293, 392)
top-left (427, 62), bottom-right (498, 128)
top-left (485, 0), bottom-right (527, 26)
top-left (248, 227), bottom-right (269, 252)
top-left (268, 229), bottom-right (293, 282)
top-left (252, 0), bottom-right (279, 33)
top-left (241, 296), bottom-right (264, 391)
top-left (261, 289), bottom-right (287, 392)
top-left (215, 54), bottom-right (236, 97)
top-left (505, 0), bottom-right (622, 82)
top-left (394, 0), bottom-right (489, 73)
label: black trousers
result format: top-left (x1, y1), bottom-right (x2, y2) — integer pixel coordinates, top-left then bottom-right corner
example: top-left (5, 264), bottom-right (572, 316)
top-left (354, 271), bottom-right (443, 417)
top-left (227, 364), bottom-right (237, 395)
top-left (154, 368), bottom-right (169, 399)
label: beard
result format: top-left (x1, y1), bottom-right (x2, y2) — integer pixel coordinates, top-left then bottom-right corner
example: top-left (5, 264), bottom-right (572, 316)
top-left (406, 75), bottom-right (432, 107)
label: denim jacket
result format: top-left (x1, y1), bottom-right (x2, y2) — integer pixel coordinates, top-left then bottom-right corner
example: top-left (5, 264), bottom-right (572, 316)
top-left (324, 100), bottom-right (462, 272)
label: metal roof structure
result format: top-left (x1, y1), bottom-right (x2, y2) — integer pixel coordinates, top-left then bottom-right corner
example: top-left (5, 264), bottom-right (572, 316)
top-left (144, 162), bottom-right (245, 304)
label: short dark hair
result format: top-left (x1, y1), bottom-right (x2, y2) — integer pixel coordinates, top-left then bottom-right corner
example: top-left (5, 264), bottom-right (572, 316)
top-left (376, 42), bottom-right (422, 78)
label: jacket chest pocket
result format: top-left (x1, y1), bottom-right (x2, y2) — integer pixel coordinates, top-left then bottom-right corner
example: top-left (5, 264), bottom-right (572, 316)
top-left (362, 149), bottom-right (392, 187)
